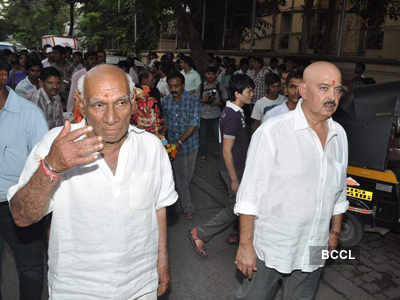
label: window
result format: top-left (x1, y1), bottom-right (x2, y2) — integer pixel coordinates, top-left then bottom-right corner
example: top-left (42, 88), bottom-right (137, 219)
top-left (279, 13), bottom-right (292, 49)
top-left (365, 0), bottom-right (385, 49)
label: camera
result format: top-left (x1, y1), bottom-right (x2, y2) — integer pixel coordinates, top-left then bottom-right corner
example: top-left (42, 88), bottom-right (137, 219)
top-left (207, 89), bottom-right (217, 104)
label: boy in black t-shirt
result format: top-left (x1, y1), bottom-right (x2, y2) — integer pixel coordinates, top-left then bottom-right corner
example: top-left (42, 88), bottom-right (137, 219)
top-left (189, 74), bottom-right (254, 256)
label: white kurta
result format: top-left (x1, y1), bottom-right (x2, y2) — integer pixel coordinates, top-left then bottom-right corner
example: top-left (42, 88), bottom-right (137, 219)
top-left (8, 121), bottom-right (178, 299)
top-left (234, 100), bottom-right (349, 273)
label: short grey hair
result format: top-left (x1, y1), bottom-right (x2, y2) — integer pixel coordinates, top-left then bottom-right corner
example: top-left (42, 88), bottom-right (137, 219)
top-left (77, 72), bottom-right (135, 102)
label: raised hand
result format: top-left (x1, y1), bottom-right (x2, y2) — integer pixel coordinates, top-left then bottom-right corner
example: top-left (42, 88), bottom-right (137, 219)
top-left (45, 120), bottom-right (104, 173)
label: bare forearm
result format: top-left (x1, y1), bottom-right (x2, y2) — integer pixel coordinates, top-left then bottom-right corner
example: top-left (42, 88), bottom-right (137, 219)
top-left (239, 214), bottom-right (255, 246)
top-left (10, 166), bottom-right (59, 227)
top-left (223, 149), bottom-right (238, 182)
top-left (180, 126), bottom-right (196, 142)
top-left (331, 214), bottom-right (343, 234)
top-left (156, 208), bottom-right (168, 259)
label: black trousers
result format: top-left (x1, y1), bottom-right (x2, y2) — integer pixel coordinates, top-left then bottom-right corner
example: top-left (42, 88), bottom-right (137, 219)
top-left (199, 118), bottom-right (219, 157)
top-left (0, 202), bottom-right (45, 300)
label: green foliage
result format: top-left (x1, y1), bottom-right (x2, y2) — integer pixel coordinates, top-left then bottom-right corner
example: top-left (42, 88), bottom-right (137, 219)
top-left (1, 0), bottom-right (70, 48)
top-left (77, 0), bottom-right (172, 52)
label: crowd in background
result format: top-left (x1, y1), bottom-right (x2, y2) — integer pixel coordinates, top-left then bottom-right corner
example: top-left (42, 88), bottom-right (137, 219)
top-left (0, 46), bottom-right (374, 219)
top-left (0, 43), bottom-right (377, 300)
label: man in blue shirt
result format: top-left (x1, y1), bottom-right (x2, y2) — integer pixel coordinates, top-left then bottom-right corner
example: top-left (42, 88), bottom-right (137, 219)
top-left (162, 72), bottom-right (200, 219)
top-left (15, 55), bottom-right (42, 102)
top-left (0, 58), bottom-right (48, 300)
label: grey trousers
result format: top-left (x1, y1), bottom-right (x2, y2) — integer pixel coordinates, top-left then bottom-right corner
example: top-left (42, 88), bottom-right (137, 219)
top-left (171, 150), bottom-right (198, 213)
top-left (235, 259), bottom-right (322, 300)
top-left (197, 170), bottom-right (242, 243)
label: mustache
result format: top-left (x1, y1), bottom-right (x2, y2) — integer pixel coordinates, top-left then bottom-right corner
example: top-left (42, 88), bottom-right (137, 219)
top-left (323, 100), bottom-right (336, 106)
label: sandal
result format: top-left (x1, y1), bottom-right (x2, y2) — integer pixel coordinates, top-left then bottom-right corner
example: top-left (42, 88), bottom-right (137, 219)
top-left (187, 228), bottom-right (208, 257)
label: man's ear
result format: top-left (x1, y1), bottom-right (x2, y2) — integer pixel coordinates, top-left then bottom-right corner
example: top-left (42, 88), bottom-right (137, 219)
top-left (130, 90), bottom-right (136, 115)
top-left (39, 79), bottom-right (44, 88)
top-left (75, 91), bottom-right (86, 117)
top-left (298, 82), bottom-right (306, 99)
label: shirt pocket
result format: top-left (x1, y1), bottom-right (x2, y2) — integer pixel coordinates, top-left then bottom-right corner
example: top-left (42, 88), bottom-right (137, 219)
top-left (0, 143), bottom-right (26, 178)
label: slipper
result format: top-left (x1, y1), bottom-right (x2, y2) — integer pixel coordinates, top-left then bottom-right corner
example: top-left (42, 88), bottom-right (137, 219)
top-left (187, 228), bottom-right (208, 257)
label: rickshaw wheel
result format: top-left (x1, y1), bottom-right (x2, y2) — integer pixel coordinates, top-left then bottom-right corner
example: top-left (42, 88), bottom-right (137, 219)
top-left (339, 211), bottom-right (364, 248)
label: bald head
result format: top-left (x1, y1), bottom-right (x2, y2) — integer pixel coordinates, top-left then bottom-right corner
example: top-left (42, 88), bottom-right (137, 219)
top-left (303, 61), bottom-right (341, 85)
top-left (80, 64), bottom-right (135, 101)
top-left (84, 64), bottom-right (128, 100)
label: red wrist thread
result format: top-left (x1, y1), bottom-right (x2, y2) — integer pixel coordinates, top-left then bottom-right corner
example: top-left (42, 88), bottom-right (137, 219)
top-left (40, 159), bottom-right (61, 181)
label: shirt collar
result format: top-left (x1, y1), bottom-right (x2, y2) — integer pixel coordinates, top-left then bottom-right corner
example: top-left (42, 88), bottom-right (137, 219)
top-left (26, 77), bottom-right (36, 88)
top-left (2, 87), bottom-right (21, 113)
top-left (226, 101), bottom-right (244, 113)
top-left (294, 98), bottom-right (338, 136)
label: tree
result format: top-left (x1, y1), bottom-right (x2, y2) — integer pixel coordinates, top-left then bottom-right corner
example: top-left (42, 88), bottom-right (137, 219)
top-left (0, 0), bottom-right (69, 48)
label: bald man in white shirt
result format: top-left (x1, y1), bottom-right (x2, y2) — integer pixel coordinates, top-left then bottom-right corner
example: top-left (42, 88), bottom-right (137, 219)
top-left (234, 61), bottom-right (348, 300)
top-left (8, 65), bottom-right (177, 300)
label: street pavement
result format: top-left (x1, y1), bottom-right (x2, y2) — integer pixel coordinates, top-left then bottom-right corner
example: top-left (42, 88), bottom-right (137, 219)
top-left (3, 145), bottom-right (400, 300)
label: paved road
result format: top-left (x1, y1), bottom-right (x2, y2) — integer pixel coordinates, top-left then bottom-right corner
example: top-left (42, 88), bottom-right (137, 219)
top-left (3, 152), bottom-right (400, 299)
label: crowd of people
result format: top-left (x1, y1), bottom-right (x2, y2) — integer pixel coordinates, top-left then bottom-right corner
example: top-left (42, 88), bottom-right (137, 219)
top-left (0, 44), bottom-right (351, 300)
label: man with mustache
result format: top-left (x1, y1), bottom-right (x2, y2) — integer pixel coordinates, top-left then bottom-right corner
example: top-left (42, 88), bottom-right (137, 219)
top-left (31, 66), bottom-right (64, 129)
top-left (234, 61), bottom-right (348, 300)
top-left (8, 64), bottom-right (177, 299)
top-left (162, 72), bottom-right (200, 220)
top-left (15, 55), bottom-right (42, 101)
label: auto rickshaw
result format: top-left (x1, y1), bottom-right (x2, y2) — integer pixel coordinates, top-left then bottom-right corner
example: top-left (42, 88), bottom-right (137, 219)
top-left (334, 81), bottom-right (400, 247)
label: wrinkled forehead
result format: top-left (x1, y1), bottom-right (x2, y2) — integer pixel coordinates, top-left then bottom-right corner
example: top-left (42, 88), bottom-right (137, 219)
top-left (83, 74), bottom-right (129, 100)
top-left (308, 70), bottom-right (342, 87)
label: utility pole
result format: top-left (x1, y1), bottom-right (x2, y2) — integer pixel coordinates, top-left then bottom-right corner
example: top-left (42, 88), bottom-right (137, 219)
top-left (201, 0), bottom-right (206, 41)
top-left (336, 0), bottom-right (347, 56)
top-left (222, 0), bottom-right (228, 49)
top-left (134, 0), bottom-right (137, 44)
top-left (251, 0), bottom-right (257, 50)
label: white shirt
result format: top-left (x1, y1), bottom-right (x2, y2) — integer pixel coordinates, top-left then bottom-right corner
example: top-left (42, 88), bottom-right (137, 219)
top-left (129, 67), bottom-right (139, 85)
top-left (217, 66), bottom-right (226, 83)
top-left (181, 68), bottom-right (201, 93)
top-left (41, 58), bottom-right (50, 68)
top-left (157, 77), bottom-right (169, 97)
top-left (8, 121), bottom-right (178, 299)
top-left (234, 100), bottom-right (349, 273)
top-left (261, 101), bottom-right (291, 123)
top-left (66, 68), bottom-right (87, 113)
top-left (15, 76), bottom-right (38, 102)
top-left (251, 94), bottom-right (287, 121)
